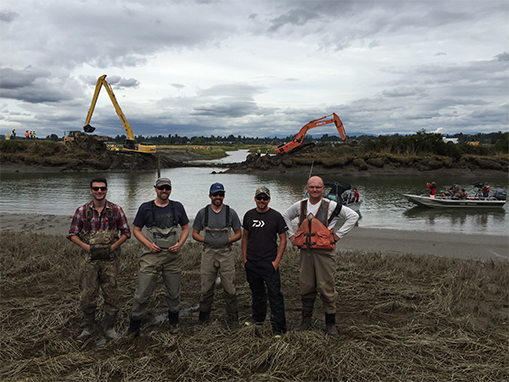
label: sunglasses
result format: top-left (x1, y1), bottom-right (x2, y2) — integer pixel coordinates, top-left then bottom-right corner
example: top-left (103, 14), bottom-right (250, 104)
top-left (91, 187), bottom-right (107, 191)
top-left (256, 195), bottom-right (269, 201)
top-left (211, 192), bottom-right (225, 197)
top-left (157, 186), bottom-right (171, 191)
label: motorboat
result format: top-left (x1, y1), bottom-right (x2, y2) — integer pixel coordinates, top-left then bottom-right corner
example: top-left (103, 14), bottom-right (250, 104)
top-left (306, 180), bottom-right (362, 212)
top-left (403, 189), bottom-right (506, 209)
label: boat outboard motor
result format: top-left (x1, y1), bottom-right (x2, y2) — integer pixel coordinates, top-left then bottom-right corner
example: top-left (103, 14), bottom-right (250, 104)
top-left (493, 189), bottom-right (507, 200)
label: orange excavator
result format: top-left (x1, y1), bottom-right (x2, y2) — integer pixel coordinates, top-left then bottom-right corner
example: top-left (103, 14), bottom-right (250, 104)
top-left (275, 113), bottom-right (346, 154)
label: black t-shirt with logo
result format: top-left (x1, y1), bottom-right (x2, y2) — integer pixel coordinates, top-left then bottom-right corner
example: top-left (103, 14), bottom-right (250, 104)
top-left (242, 208), bottom-right (287, 262)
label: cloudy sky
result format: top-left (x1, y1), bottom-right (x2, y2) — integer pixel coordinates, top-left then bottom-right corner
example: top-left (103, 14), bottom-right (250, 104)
top-left (1, 0), bottom-right (508, 140)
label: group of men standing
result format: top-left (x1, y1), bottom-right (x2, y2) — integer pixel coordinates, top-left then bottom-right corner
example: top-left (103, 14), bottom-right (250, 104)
top-left (6, 129), bottom-right (34, 139)
top-left (67, 175), bottom-right (359, 343)
top-left (24, 130), bottom-right (36, 139)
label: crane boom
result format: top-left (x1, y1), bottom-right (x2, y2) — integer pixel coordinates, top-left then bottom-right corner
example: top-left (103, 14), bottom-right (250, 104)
top-left (83, 74), bottom-right (156, 154)
top-left (275, 113), bottom-right (346, 154)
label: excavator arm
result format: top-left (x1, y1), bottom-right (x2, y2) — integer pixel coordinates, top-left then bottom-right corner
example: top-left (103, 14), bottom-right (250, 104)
top-left (83, 74), bottom-right (135, 140)
top-left (275, 113), bottom-right (346, 154)
top-left (83, 75), bottom-right (155, 154)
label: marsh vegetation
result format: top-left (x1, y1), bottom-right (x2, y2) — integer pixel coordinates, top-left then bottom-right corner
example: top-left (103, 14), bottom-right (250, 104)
top-left (1, 131), bottom-right (508, 173)
top-left (1, 232), bottom-right (507, 381)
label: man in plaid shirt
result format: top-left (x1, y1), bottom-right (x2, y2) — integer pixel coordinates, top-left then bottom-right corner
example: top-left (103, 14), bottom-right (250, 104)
top-left (67, 177), bottom-right (131, 343)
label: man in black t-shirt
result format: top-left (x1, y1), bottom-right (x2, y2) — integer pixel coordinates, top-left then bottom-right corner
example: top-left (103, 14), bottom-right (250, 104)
top-left (242, 186), bottom-right (287, 336)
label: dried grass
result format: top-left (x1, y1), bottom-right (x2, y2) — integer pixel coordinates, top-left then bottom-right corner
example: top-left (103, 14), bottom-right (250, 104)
top-left (1, 232), bottom-right (508, 381)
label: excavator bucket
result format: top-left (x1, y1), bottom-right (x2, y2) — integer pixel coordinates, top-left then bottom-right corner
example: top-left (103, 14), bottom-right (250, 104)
top-left (83, 124), bottom-right (96, 133)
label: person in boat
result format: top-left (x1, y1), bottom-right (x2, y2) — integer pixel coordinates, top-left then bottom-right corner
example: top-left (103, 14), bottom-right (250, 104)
top-left (282, 176), bottom-right (359, 336)
top-left (426, 182), bottom-right (436, 198)
top-left (454, 189), bottom-right (468, 200)
top-left (352, 188), bottom-right (360, 203)
top-left (481, 182), bottom-right (490, 198)
top-left (342, 189), bottom-right (352, 203)
top-left (442, 182), bottom-right (460, 198)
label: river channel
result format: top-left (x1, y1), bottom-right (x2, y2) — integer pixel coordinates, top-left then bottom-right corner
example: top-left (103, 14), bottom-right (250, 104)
top-left (1, 150), bottom-right (508, 236)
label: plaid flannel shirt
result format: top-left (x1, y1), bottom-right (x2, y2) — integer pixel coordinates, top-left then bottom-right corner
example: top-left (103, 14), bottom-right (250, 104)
top-left (67, 200), bottom-right (131, 239)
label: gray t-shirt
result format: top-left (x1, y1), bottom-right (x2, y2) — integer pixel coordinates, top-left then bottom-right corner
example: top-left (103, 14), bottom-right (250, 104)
top-left (193, 204), bottom-right (241, 231)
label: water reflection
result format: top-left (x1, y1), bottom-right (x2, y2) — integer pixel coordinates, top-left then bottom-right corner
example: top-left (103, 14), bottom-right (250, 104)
top-left (403, 207), bottom-right (506, 234)
top-left (0, 165), bottom-right (507, 236)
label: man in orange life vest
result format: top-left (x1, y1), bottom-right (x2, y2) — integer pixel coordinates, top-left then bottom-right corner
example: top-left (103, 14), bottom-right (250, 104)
top-left (282, 176), bottom-right (359, 336)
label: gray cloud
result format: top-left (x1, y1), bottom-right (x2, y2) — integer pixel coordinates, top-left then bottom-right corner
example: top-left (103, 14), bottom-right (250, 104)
top-left (368, 40), bottom-right (381, 49)
top-left (192, 101), bottom-right (260, 118)
top-left (0, 10), bottom-right (18, 22)
top-left (1, 0), bottom-right (507, 138)
top-left (197, 84), bottom-right (264, 98)
top-left (496, 52), bottom-right (509, 61)
top-left (268, 8), bottom-right (320, 32)
top-left (107, 76), bottom-right (140, 89)
top-left (0, 67), bottom-right (75, 103)
top-left (382, 86), bottom-right (426, 98)
top-left (0, 67), bottom-right (50, 89)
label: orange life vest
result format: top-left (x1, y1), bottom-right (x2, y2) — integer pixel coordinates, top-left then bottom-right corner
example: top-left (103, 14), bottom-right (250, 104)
top-left (293, 199), bottom-right (342, 251)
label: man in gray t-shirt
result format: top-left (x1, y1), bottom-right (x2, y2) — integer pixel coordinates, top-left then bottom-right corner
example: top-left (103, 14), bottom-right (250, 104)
top-left (192, 182), bottom-right (241, 327)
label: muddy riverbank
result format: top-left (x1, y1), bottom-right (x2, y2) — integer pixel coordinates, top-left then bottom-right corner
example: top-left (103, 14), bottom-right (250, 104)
top-left (1, 212), bottom-right (507, 262)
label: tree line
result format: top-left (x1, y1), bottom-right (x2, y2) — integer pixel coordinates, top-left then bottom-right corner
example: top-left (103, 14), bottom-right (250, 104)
top-left (362, 130), bottom-right (508, 157)
top-left (41, 130), bottom-right (507, 153)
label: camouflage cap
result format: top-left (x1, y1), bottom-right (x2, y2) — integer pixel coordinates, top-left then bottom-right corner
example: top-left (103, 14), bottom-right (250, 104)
top-left (255, 186), bottom-right (270, 197)
top-left (155, 178), bottom-right (172, 188)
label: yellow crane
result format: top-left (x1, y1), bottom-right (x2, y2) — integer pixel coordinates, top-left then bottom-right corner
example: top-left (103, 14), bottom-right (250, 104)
top-left (83, 74), bottom-right (156, 154)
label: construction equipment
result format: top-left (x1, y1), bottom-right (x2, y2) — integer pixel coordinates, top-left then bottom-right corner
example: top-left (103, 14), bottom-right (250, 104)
top-left (83, 74), bottom-right (156, 154)
top-left (275, 113), bottom-right (346, 154)
top-left (63, 130), bottom-right (108, 151)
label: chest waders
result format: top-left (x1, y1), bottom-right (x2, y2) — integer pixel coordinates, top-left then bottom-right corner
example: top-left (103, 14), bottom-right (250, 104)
top-left (203, 205), bottom-right (231, 249)
top-left (79, 205), bottom-right (119, 261)
top-left (146, 201), bottom-right (179, 249)
top-left (294, 200), bottom-right (342, 254)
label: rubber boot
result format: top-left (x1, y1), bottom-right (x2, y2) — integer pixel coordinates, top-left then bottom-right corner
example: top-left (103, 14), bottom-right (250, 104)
top-left (227, 312), bottom-right (239, 329)
top-left (199, 310), bottom-right (211, 324)
top-left (76, 312), bottom-right (95, 343)
top-left (103, 313), bottom-right (120, 340)
top-left (168, 311), bottom-right (179, 334)
top-left (298, 311), bottom-right (313, 331)
top-left (126, 317), bottom-right (141, 337)
top-left (298, 293), bottom-right (316, 332)
top-left (325, 313), bottom-right (338, 337)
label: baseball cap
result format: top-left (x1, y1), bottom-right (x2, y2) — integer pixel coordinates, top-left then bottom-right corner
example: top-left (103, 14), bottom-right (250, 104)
top-left (255, 186), bottom-right (270, 197)
top-left (210, 182), bottom-right (225, 194)
top-left (155, 178), bottom-right (172, 188)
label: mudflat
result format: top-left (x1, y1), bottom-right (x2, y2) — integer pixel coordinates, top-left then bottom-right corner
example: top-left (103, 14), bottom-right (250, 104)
top-left (1, 212), bottom-right (506, 262)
